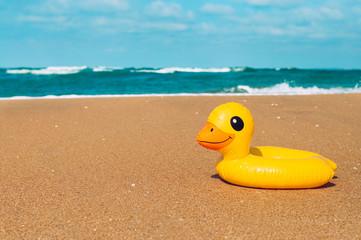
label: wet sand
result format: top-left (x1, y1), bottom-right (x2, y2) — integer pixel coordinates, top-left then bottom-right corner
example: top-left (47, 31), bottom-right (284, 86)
top-left (0, 94), bottom-right (360, 239)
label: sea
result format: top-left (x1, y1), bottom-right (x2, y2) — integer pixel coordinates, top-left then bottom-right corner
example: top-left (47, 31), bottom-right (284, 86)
top-left (1, 66), bottom-right (360, 99)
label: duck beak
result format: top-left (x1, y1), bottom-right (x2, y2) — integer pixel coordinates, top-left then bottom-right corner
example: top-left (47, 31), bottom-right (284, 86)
top-left (196, 121), bottom-right (235, 150)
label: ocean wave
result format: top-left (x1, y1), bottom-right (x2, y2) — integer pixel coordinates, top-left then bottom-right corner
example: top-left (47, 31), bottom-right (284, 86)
top-left (133, 67), bottom-right (234, 74)
top-left (4, 66), bottom-right (290, 75)
top-left (7, 66), bottom-right (88, 75)
top-left (2, 84), bottom-right (360, 100)
top-left (274, 67), bottom-right (300, 71)
top-left (92, 66), bottom-right (124, 72)
top-left (221, 82), bottom-right (361, 95)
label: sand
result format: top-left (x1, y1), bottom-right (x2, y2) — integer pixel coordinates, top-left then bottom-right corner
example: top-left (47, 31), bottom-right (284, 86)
top-left (0, 94), bottom-right (360, 239)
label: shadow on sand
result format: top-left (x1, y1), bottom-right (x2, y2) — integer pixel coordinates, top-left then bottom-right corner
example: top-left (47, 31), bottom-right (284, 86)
top-left (211, 174), bottom-right (337, 190)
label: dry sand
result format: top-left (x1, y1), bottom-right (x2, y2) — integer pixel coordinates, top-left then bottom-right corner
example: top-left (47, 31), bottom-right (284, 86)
top-left (0, 94), bottom-right (360, 239)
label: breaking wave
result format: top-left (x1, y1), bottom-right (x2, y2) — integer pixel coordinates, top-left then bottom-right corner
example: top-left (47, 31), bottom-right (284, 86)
top-left (2, 66), bottom-right (360, 98)
top-left (92, 66), bottom-right (124, 72)
top-left (132, 67), bottom-right (246, 74)
top-left (7, 66), bottom-right (88, 75)
top-left (220, 82), bottom-right (361, 95)
top-left (5, 66), bottom-right (259, 75)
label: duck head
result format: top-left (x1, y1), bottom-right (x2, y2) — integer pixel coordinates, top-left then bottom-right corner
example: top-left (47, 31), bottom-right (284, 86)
top-left (196, 102), bottom-right (255, 158)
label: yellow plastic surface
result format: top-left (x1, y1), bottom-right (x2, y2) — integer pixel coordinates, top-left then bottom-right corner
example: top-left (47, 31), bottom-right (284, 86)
top-left (196, 102), bottom-right (337, 189)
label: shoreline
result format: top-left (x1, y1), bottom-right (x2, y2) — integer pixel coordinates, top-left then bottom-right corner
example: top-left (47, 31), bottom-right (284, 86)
top-left (1, 94), bottom-right (360, 238)
top-left (1, 91), bottom-right (361, 101)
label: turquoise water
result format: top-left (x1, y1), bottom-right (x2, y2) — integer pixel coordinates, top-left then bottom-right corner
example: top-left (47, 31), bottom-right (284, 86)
top-left (0, 66), bottom-right (360, 99)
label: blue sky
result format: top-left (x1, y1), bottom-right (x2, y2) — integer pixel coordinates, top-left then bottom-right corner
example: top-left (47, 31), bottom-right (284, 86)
top-left (1, 0), bottom-right (361, 68)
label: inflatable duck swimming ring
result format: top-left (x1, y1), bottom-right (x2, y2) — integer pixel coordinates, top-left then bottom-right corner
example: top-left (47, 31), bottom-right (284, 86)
top-left (196, 102), bottom-right (337, 189)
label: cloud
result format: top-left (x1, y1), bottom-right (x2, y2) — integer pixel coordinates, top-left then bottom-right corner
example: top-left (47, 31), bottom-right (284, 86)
top-left (145, 1), bottom-right (183, 18)
top-left (17, 14), bottom-right (67, 23)
top-left (186, 11), bottom-right (195, 20)
top-left (221, 5), bottom-right (339, 39)
top-left (354, 6), bottom-right (361, 15)
top-left (321, 7), bottom-right (343, 20)
top-left (93, 17), bottom-right (108, 26)
top-left (40, 0), bottom-right (70, 13)
top-left (291, 6), bottom-right (344, 23)
top-left (256, 25), bottom-right (285, 35)
top-left (7, 0), bottom-right (360, 44)
top-left (90, 16), bottom-right (136, 34)
top-left (293, 7), bottom-right (322, 22)
top-left (39, 0), bottom-right (129, 13)
top-left (200, 3), bottom-right (234, 15)
top-left (226, 11), bottom-right (284, 25)
top-left (240, 0), bottom-right (301, 7)
top-left (79, 0), bottom-right (129, 11)
top-left (193, 22), bottom-right (217, 34)
top-left (141, 22), bottom-right (187, 31)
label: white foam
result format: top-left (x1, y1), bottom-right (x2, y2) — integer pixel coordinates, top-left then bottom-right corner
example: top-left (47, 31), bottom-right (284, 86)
top-left (232, 67), bottom-right (246, 72)
top-left (224, 82), bottom-right (361, 95)
top-left (92, 66), bottom-right (123, 72)
top-left (2, 90), bottom-right (360, 101)
top-left (134, 67), bottom-right (232, 74)
top-left (1, 83), bottom-right (360, 101)
top-left (7, 66), bottom-right (87, 75)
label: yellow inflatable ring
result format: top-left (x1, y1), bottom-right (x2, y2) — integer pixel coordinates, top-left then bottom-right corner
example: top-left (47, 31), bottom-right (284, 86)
top-left (196, 102), bottom-right (337, 189)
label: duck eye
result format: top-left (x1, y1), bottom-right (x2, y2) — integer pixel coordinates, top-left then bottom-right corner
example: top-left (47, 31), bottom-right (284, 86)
top-left (230, 116), bottom-right (244, 131)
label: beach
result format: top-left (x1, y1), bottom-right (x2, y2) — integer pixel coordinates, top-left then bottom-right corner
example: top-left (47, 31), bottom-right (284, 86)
top-left (1, 94), bottom-right (360, 239)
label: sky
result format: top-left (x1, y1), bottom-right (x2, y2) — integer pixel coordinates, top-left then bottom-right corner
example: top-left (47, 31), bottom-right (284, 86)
top-left (1, 0), bottom-right (361, 68)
